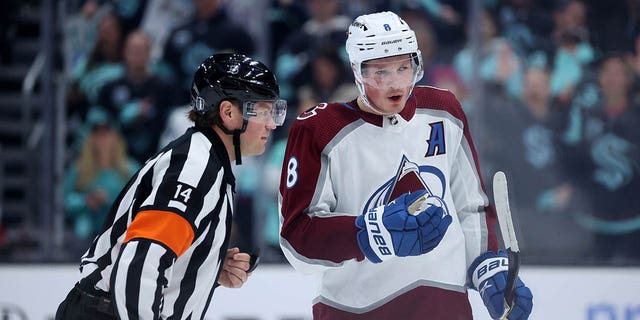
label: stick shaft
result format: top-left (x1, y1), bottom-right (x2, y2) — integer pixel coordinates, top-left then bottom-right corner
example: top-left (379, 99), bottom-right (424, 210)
top-left (505, 248), bottom-right (519, 305)
top-left (493, 171), bottom-right (521, 318)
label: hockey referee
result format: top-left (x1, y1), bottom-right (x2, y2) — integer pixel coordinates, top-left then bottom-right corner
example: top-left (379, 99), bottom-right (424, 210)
top-left (56, 53), bottom-right (287, 319)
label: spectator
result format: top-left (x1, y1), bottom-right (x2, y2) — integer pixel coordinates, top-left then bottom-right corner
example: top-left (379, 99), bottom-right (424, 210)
top-left (485, 67), bottom-right (590, 263)
top-left (109, 0), bottom-right (149, 35)
top-left (552, 0), bottom-right (588, 44)
top-left (626, 34), bottom-right (640, 107)
top-left (162, 0), bottom-right (255, 103)
top-left (453, 10), bottom-right (522, 97)
top-left (627, 33), bottom-right (640, 79)
top-left (138, 0), bottom-right (192, 61)
top-left (62, 0), bottom-right (111, 76)
top-left (549, 0), bottom-right (595, 105)
top-left (98, 30), bottom-right (174, 164)
top-left (453, 8), bottom-right (524, 99)
top-left (64, 12), bottom-right (127, 163)
top-left (494, 0), bottom-right (555, 58)
top-left (67, 13), bottom-right (126, 114)
top-left (416, 0), bottom-right (467, 56)
top-left (63, 108), bottom-right (138, 254)
top-left (586, 0), bottom-right (640, 54)
top-left (562, 53), bottom-right (640, 264)
top-left (267, 0), bottom-right (308, 66)
top-left (296, 46), bottom-right (359, 120)
top-left (274, 0), bottom-right (351, 103)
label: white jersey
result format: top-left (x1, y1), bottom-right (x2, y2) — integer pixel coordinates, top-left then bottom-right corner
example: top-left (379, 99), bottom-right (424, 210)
top-left (278, 86), bottom-right (498, 319)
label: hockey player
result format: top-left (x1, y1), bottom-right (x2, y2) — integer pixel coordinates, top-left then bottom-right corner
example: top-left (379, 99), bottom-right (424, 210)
top-left (278, 11), bottom-right (533, 319)
top-left (56, 53), bottom-right (287, 319)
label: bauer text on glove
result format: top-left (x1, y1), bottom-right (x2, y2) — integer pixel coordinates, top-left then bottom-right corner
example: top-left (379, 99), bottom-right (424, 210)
top-left (355, 190), bottom-right (452, 263)
top-left (468, 250), bottom-right (533, 320)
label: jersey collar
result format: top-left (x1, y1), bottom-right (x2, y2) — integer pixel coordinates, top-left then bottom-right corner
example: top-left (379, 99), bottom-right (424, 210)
top-left (197, 126), bottom-right (236, 191)
top-left (349, 94), bottom-right (417, 127)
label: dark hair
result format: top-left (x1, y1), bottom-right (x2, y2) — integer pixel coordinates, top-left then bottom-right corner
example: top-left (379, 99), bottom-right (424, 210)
top-left (188, 98), bottom-right (240, 129)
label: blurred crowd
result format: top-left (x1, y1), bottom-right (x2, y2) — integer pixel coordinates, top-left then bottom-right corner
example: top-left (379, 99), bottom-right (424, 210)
top-left (15, 0), bottom-right (640, 264)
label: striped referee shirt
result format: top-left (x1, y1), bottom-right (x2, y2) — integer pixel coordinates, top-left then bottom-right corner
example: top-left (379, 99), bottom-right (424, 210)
top-left (77, 126), bottom-right (235, 319)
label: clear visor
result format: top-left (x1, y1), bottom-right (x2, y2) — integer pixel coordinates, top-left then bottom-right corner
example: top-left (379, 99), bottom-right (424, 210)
top-left (243, 99), bottom-right (287, 126)
top-left (360, 55), bottom-right (420, 90)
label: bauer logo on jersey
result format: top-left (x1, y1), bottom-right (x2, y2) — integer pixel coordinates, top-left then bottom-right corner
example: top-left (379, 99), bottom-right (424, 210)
top-left (362, 155), bottom-right (450, 215)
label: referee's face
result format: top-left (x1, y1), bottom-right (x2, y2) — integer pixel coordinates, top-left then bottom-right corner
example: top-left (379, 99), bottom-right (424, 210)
top-left (241, 102), bottom-right (277, 156)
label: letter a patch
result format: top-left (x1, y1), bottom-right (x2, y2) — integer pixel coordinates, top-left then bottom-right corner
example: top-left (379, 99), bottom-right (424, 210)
top-left (425, 121), bottom-right (446, 157)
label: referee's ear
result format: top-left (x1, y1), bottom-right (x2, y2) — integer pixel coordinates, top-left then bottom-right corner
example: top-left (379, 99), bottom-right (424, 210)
top-left (218, 100), bottom-right (243, 130)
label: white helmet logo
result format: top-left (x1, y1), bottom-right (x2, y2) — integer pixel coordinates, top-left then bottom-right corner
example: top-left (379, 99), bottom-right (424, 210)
top-left (195, 96), bottom-right (206, 112)
top-left (229, 64), bottom-right (240, 74)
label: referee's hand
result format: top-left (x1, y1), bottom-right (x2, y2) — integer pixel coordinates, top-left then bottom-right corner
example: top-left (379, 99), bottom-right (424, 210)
top-left (217, 247), bottom-right (252, 288)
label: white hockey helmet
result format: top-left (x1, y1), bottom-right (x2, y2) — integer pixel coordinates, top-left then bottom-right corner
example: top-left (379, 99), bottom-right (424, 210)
top-left (346, 11), bottom-right (424, 109)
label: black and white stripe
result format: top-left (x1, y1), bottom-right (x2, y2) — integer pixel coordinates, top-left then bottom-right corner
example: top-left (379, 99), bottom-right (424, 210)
top-left (77, 127), bottom-right (235, 319)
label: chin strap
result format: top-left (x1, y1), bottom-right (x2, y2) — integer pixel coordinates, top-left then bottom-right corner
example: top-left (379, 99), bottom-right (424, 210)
top-left (232, 131), bottom-right (242, 165)
top-left (215, 118), bottom-right (248, 165)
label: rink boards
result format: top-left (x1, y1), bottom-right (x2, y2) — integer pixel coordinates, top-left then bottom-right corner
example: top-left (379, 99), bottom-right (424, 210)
top-left (0, 264), bottom-right (638, 319)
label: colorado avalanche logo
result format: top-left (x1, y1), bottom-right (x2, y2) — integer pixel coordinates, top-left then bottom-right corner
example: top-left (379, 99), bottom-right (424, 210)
top-left (362, 155), bottom-right (450, 215)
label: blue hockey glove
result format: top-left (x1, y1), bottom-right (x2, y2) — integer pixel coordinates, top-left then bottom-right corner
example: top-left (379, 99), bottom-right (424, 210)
top-left (468, 251), bottom-right (533, 320)
top-left (355, 190), bottom-right (452, 263)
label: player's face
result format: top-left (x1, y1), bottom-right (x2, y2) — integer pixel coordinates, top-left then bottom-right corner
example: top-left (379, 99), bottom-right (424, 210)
top-left (361, 54), bottom-right (416, 115)
top-left (241, 101), bottom-right (278, 156)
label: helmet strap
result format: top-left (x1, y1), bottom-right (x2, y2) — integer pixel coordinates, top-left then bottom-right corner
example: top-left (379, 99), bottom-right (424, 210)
top-left (359, 93), bottom-right (381, 114)
top-left (356, 86), bottom-right (395, 116)
top-left (233, 131), bottom-right (242, 165)
top-left (214, 118), bottom-right (248, 165)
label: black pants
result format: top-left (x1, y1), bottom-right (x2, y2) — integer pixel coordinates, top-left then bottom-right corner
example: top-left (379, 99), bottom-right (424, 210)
top-left (56, 283), bottom-right (117, 320)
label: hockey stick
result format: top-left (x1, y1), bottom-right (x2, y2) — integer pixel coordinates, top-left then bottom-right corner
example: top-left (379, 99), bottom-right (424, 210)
top-left (492, 171), bottom-right (520, 320)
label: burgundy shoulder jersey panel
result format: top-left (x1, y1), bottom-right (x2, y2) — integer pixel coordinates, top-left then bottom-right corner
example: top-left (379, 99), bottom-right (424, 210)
top-left (279, 101), bottom-right (366, 263)
top-left (412, 86), bottom-right (467, 122)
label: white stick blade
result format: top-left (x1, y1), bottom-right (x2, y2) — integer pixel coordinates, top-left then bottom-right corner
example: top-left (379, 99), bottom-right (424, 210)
top-left (493, 171), bottom-right (520, 252)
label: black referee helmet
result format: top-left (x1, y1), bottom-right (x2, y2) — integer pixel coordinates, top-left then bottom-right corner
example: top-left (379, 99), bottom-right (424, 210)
top-left (189, 53), bottom-right (283, 165)
top-left (190, 53), bottom-right (281, 116)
